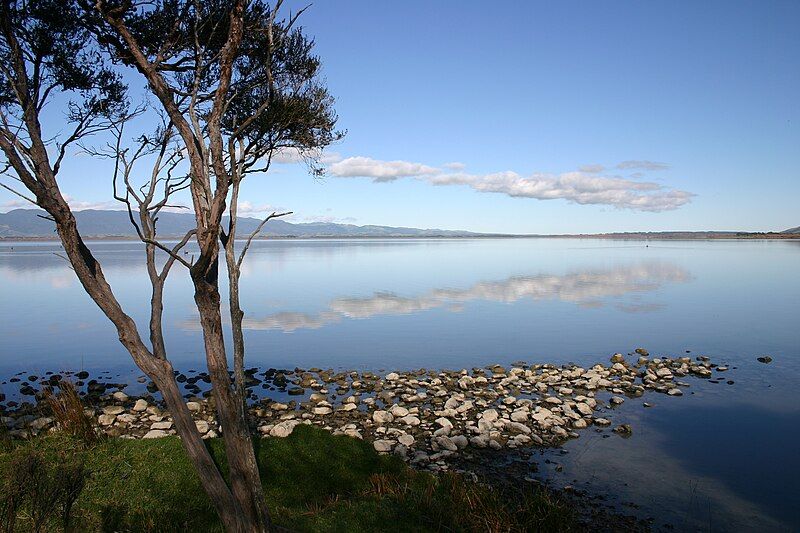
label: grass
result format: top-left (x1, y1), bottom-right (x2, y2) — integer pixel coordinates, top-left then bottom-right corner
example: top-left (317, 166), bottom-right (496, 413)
top-left (0, 426), bottom-right (576, 532)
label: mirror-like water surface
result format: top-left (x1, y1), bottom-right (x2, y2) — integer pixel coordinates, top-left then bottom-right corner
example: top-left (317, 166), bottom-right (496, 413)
top-left (1, 238), bottom-right (798, 530)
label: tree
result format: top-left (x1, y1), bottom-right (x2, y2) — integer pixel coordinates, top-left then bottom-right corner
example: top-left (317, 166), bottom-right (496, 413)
top-left (0, 1), bottom-right (341, 531)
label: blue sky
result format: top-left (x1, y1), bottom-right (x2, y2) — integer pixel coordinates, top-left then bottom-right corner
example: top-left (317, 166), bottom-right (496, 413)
top-left (3, 0), bottom-right (799, 233)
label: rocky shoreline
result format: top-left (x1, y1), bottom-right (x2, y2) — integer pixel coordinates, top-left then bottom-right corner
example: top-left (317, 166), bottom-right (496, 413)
top-left (0, 350), bottom-right (735, 474)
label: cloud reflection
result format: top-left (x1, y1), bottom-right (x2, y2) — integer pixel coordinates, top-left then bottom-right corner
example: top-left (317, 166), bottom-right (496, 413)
top-left (235, 261), bottom-right (689, 332)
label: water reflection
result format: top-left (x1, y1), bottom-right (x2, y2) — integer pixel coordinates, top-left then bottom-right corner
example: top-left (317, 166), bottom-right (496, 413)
top-left (228, 261), bottom-right (690, 332)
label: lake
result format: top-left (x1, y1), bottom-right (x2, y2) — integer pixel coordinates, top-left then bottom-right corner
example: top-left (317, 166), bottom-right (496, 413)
top-left (1, 238), bottom-right (799, 530)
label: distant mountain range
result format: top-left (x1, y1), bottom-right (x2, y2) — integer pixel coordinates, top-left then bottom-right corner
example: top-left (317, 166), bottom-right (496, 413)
top-left (0, 209), bottom-right (483, 238)
top-left (0, 209), bottom-right (797, 240)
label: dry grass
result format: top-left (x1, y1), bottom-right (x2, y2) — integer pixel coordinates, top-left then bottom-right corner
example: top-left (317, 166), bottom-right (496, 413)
top-left (43, 382), bottom-right (98, 444)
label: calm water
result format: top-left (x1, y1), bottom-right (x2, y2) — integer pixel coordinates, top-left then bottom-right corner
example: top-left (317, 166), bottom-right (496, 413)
top-left (1, 238), bottom-right (799, 530)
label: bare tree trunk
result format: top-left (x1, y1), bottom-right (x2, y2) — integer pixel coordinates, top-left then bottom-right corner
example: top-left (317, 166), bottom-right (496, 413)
top-left (51, 214), bottom-right (247, 532)
top-left (191, 262), bottom-right (272, 532)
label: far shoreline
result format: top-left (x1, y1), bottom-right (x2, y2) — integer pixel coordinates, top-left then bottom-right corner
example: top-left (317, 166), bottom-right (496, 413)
top-left (2, 232), bottom-right (800, 242)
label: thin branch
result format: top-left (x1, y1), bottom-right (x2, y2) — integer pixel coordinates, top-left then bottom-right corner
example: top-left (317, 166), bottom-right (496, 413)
top-left (236, 210), bottom-right (292, 269)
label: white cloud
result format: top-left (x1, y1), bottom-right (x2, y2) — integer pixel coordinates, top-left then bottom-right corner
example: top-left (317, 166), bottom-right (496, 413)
top-left (443, 161), bottom-right (466, 170)
top-left (326, 156), bottom-right (692, 212)
top-left (616, 160), bottom-right (670, 171)
top-left (429, 170), bottom-right (692, 212)
top-left (236, 201), bottom-right (284, 218)
top-left (271, 147), bottom-right (342, 165)
top-left (328, 156), bottom-right (440, 182)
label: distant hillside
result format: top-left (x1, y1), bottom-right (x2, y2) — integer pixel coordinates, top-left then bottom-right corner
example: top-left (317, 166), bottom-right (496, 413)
top-left (0, 209), bottom-right (482, 239)
top-left (783, 226), bottom-right (800, 234)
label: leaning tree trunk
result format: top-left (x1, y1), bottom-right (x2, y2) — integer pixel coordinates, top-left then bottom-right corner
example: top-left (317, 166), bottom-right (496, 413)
top-left (48, 212), bottom-right (248, 532)
top-left (191, 262), bottom-right (273, 532)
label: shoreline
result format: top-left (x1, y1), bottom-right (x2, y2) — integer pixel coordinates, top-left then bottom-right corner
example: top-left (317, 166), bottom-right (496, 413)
top-left (2, 233), bottom-right (799, 243)
top-left (1, 351), bottom-right (731, 474)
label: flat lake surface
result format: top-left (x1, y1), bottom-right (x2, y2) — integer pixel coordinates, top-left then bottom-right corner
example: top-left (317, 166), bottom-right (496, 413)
top-left (1, 238), bottom-right (798, 530)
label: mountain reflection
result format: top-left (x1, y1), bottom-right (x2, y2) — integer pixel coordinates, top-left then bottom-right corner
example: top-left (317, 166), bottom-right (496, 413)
top-left (240, 261), bottom-right (690, 332)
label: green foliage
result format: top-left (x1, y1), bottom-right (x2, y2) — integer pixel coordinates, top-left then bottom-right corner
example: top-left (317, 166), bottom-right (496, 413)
top-left (0, 426), bottom-right (575, 532)
top-left (0, 438), bottom-right (88, 532)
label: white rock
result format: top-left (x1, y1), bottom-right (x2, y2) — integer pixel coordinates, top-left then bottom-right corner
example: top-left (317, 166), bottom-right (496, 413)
top-left (385, 372), bottom-right (400, 381)
top-left (186, 402), bottom-right (202, 412)
top-left (398, 434), bottom-right (415, 446)
top-left (112, 391), bottom-right (129, 402)
top-left (481, 409), bottom-right (499, 422)
top-left (435, 417), bottom-right (453, 430)
top-left (103, 405), bottom-right (124, 416)
top-left (270, 420), bottom-right (300, 438)
top-left (151, 421), bottom-right (173, 430)
top-left (400, 415), bottom-right (421, 426)
top-left (98, 414), bottom-right (116, 426)
top-left (390, 405), bottom-right (409, 418)
top-left (143, 429), bottom-right (168, 439)
top-left (373, 439), bottom-right (394, 453)
top-left (195, 420), bottom-right (210, 434)
top-left (667, 388), bottom-right (683, 396)
top-left (313, 406), bottom-right (333, 415)
top-left (510, 410), bottom-right (529, 422)
top-left (372, 410), bottom-right (394, 424)
top-left (132, 399), bottom-right (149, 412)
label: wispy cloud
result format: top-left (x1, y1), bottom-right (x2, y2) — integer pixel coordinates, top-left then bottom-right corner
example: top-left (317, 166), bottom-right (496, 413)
top-left (578, 164), bottom-right (606, 174)
top-left (616, 160), bottom-right (670, 171)
top-left (325, 156), bottom-right (693, 212)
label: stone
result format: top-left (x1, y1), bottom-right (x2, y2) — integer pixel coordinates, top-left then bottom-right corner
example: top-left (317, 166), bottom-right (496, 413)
top-left (373, 439), bottom-right (393, 453)
top-left (451, 434), bottom-right (469, 449)
top-left (372, 410), bottom-right (394, 424)
top-left (313, 406), bottom-right (333, 415)
top-left (435, 417), bottom-right (453, 430)
top-left (186, 401), bottom-right (202, 412)
top-left (102, 405), bottom-right (124, 416)
top-left (97, 414), bottom-right (116, 426)
top-left (29, 417), bottom-right (53, 431)
top-left (667, 388), bottom-right (683, 396)
top-left (385, 372), bottom-right (400, 381)
top-left (399, 415), bottom-right (421, 426)
top-left (610, 353), bottom-right (626, 363)
top-left (132, 399), bottom-right (149, 412)
top-left (195, 420), bottom-right (210, 434)
top-left (435, 436), bottom-right (458, 452)
top-left (594, 418), bottom-right (611, 426)
top-left (151, 421), bottom-right (173, 430)
top-left (143, 429), bottom-right (168, 439)
top-left (338, 403), bottom-right (357, 412)
top-left (398, 434), bottom-right (415, 446)
top-left (480, 409), bottom-right (499, 422)
top-left (112, 391), bottom-right (129, 402)
top-left (390, 405), bottom-right (409, 418)
top-left (270, 420), bottom-right (299, 438)
top-left (510, 410), bottom-right (529, 422)
top-left (614, 424), bottom-right (633, 436)
top-left (610, 396), bottom-right (625, 405)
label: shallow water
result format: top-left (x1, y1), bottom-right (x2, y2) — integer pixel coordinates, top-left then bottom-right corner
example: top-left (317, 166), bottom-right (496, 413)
top-left (1, 238), bottom-right (798, 530)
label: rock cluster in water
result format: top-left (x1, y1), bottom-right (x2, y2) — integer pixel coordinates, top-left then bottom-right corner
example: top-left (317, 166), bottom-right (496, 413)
top-left (1, 351), bottom-right (731, 471)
